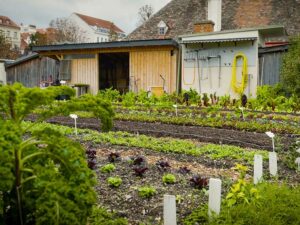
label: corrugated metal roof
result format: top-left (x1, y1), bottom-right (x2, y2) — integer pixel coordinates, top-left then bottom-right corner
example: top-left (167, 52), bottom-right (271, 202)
top-left (182, 37), bottom-right (257, 44)
top-left (32, 39), bottom-right (178, 52)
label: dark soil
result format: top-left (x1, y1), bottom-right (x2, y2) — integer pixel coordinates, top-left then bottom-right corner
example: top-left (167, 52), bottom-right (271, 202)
top-left (27, 115), bottom-right (296, 151)
top-left (80, 142), bottom-right (300, 225)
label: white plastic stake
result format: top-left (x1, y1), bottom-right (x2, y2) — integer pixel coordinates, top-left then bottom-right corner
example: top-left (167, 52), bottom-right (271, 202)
top-left (254, 154), bottom-right (263, 184)
top-left (173, 105), bottom-right (178, 117)
top-left (70, 114), bottom-right (78, 136)
top-left (295, 157), bottom-right (300, 171)
top-left (208, 178), bottom-right (222, 217)
top-left (269, 152), bottom-right (278, 176)
top-left (164, 195), bottom-right (177, 225)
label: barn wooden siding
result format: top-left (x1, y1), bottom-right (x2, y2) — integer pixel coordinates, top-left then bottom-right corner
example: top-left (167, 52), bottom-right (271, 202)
top-left (58, 46), bottom-right (177, 94)
top-left (71, 56), bottom-right (98, 95)
top-left (6, 57), bottom-right (59, 87)
top-left (130, 49), bottom-right (177, 93)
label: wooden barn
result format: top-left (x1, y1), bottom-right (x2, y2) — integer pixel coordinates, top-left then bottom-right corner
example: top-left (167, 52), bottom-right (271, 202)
top-left (5, 53), bottom-right (60, 87)
top-left (32, 39), bottom-right (179, 95)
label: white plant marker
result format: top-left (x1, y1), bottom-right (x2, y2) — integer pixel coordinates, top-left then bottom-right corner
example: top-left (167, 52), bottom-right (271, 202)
top-left (254, 154), bottom-right (263, 184)
top-left (295, 158), bottom-right (300, 171)
top-left (70, 114), bottom-right (78, 136)
top-left (269, 152), bottom-right (278, 176)
top-left (265, 131), bottom-right (275, 152)
top-left (239, 107), bottom-right (244, 120)
top-left (208, 178), bottom-right (222, 217)
top-left (163, 195), bottom-right (177, 225)
top-left (173, 105), bottom-right (178, 117)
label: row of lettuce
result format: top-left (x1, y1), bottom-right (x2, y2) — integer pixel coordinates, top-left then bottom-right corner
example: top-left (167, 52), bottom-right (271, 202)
top-left (97, 85), bottom-right (300, 113)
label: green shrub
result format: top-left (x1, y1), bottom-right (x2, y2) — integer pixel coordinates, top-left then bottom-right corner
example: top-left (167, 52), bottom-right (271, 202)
top-left (281, 35), bottom-right (300, 97)
top-left (100, 164), bottom-right (116, 173)
top-left (0, 84), bottom-right (97, 225)
top-left (162, 174), bottom-right (176, 184)
top-left (138, 186), bottom-right (157, 198)
top-left (184, 183), bottom-right (300, 225)
top-left (107, 177), bottom-right (122, 188)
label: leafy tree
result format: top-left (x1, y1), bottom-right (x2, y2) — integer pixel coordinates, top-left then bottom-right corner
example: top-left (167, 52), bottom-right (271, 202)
top-left (281, 35), bottom-right (300, 97)
top-left (0, 83), bottom-right (114, 224)
top-left (108, 23), bottom-right (118, 41)
top-left (49, 17), bottom-right (86, 44)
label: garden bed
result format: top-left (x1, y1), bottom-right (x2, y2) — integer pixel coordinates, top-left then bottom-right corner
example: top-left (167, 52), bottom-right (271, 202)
top-left (82, 141), bottom-right (299, 224)
top-left (27, 115), bottom-right (297, 150)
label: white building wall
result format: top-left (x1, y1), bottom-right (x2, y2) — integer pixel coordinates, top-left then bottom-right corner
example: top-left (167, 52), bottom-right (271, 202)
top-left (182, 41), bottom-right (259, 98)
top-left (0, 26), bottom-right (21, 49)
top-left (0, 62), bottom-right (7, 84)
top-left (69, 13), bottom-right (110, 43)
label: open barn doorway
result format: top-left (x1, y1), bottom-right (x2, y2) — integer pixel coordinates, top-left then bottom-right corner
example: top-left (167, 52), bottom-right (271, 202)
top-left (99, 52), bottom-right (129, 93)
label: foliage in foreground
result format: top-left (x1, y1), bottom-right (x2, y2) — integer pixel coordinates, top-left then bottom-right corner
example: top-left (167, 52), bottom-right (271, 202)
top-left (0, 84), bottom-right (115, 224)
top-left (88, 205), bottom-right (128, 225)
top-left (184, 182), bottom-right (300, 225)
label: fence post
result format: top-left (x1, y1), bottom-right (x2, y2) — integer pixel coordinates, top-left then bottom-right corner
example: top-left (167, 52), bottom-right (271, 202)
top-left (164, 195), bottom-right (177, 225)
top-left (208, 178), bottom-right (222, 217)
top-left (254, 154), bottom-right (263, 184)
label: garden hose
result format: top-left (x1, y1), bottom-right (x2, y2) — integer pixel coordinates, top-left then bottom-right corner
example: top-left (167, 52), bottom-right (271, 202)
top-left (231, 53), bottom-right (248, 94)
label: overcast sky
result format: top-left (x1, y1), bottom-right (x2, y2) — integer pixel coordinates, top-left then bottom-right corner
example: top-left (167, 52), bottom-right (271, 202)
top-left (0, 0), bottom-right (171, 33)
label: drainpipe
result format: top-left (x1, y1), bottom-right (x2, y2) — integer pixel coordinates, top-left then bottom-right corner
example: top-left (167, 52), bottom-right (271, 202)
top-left (176, 44), bottom-right (183, 94)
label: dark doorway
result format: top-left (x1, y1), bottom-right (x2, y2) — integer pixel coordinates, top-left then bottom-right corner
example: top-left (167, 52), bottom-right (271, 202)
top-left (99, 52), bottom-right (129, 93)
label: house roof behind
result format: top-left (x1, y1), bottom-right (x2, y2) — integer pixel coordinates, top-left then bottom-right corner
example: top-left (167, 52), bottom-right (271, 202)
top-left (127, 0), bottom-right (300, 40)
top-left (31, 39), bottom-right (178, 52)
top-left (0, 15), bottom-right (20, 29)
top-left (75, 13), bottom-right (124, 33)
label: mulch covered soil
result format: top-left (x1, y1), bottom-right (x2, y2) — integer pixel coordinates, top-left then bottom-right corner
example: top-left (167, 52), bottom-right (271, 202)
top-left (27, 115), bottom-right (296, 150)
top-left (81, 141), bottom-right (300, 225)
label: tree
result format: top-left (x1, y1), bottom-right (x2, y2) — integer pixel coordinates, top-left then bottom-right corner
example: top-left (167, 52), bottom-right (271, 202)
top-left (137, 4), bottom-right (154, 26)
top-left (0, 33), bottom-right (20, 59)
top-left (0, 84), bottom-right (114, 224)
top-left (108, 23), bottom-right (118, 41)
top-left (281, 35), bottom-right (300, 97)
top-left (29, 32), bottom-right (48, 47)
top-left (49, 17), bottom-right (86, 44)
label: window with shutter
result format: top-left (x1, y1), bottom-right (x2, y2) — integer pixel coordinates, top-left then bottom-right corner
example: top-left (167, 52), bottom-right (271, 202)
top-left (59, 60), bottom-right (72, 80)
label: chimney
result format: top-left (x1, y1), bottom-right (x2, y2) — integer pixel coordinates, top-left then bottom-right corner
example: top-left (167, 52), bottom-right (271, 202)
top-left (208, 0), bottom-right (222, 31)
top-left (193, 21), bottom-right (215, 33)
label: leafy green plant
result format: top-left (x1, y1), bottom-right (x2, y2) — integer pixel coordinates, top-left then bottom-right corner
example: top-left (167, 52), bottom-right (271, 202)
top-left (107, 177), bottom-right (122, 188)
top-left (184, 182), bottom-right (300, 225)
top-left (162, 174), bottom-right (176, 184)
top-left (0, 84), bottom-right (97, 225)
top-left (100, 164), bottom-right (116, 173)
top-left (88, 205), bottom-right (128, 225)
top-left (138, 186), bottom-right (157, 198)
top-left (225, 164), bottom-right (260, 207)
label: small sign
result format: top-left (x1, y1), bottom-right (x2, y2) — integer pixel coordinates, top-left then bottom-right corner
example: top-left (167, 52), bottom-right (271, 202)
top-left (70, 114), bottom-right (78, 119)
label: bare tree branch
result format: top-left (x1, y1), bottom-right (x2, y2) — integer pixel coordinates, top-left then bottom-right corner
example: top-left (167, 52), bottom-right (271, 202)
top-left (137, 4), bottom-right (154, 26)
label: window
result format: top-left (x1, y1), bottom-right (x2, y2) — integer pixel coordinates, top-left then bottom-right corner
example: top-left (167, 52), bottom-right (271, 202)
top-left (159, 27), bottom-right (165, 35)
top-left (14, 32), bottom-right (17, 39)
top-left (6, 30), bottom-right (10, 37)
top-left (101, 37), bottom-right (103, 42)
top-left (59, 60), bottom-right (72, 80)
top-left (97, 37), bottom-right (100, 42)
